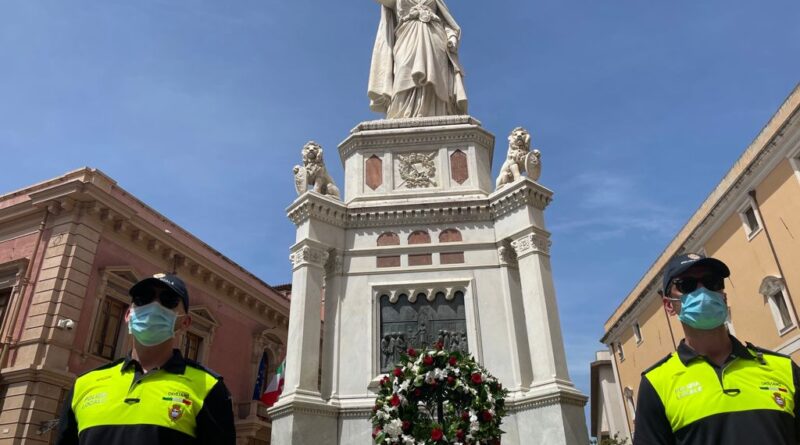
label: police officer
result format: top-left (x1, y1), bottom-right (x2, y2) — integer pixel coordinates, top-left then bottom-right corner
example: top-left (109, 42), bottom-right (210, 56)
top-left (56, 273), bottom-right (236, 445)
top-left (634, 253), bottom-right (800, 444)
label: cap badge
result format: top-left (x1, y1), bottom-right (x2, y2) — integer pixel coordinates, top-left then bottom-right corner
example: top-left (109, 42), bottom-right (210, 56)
top-left (773, 392), bottom-right (786, 408)
top-left (153, 273), bottom-right (167, 279)
top-left (688, 254), bottom-right (701, 260)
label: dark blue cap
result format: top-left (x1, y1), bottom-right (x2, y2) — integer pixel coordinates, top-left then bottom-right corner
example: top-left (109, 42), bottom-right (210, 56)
top-left (662, 253), bottom-right (730, 296)
top-left (129, 273), bottom-right (189, 311)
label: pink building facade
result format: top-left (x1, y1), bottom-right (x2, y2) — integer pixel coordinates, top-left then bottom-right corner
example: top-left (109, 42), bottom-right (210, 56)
top-left (0, 168), bottom-right (290, 444)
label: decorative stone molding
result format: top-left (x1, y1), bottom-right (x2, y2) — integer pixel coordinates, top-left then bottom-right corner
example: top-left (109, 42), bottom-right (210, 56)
top-left (397, 152), bottom-right (438, 189)
top-left (253, 329), bottom-right (285, 365)
top-left (490, 181), bottom-right (553, 216)
top-left (290, 246), bottom-right (330, 269)
top-left (497, 241), bottom-right (518, 268)
top-left (347, 202), bottom-right (493, 229)
top-left (509, 392), bottom-right (588, 412)
top-left (511, 233), bottom-right (551, 258)
top-left (326, 250), bottom-right (345, 276)
top-left (339, 122), bottom-right (494, 160)
top-left (267, 394), bottom-right (339, 420)
top-left (286, 195), bottom-right (348, 227)
top-left (759, 276), bottom-right (785, 297)
top-left (350, 115), bottom-right (482, 133)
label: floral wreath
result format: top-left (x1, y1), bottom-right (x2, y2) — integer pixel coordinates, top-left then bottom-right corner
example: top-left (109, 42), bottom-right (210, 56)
top-left (370, 343), bottom-right (508, 445)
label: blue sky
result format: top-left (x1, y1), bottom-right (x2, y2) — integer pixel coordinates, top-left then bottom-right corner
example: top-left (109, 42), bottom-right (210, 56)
top-left (2, 0), bottom-right (799, 425)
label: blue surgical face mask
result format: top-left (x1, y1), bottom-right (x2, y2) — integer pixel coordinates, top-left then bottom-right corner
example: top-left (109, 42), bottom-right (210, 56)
top-left (128, 302), bottom-right (178, 346)
top-left (677, 287), bottom-right (728, 330)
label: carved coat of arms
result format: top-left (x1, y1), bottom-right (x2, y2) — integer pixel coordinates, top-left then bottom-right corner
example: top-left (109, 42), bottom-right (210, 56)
top-left (398, 152), bottom-right (437, 189)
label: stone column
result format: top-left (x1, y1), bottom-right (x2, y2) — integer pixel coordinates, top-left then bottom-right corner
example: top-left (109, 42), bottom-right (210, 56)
top-left (282, 242), bottom-right (329, 397)
top-left (269, 240), bottom-right (338, 445)
top-left (510, 230), bottom-right (571, 386)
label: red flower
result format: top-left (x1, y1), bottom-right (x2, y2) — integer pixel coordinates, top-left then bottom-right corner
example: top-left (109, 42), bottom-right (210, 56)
top-left (435, 341), bottom-right (444, 350)
top-left (390, 394), bottom-right (401, 407)
top-left (414, 388), bottom-right (422, 397)
top-left (381, 376), bottom-right (390, 385)
top-left (448, 355), bottom-right (458, 366)
top-left (447, 376), bottom-right (455, 385)
top-left (372, 405), bottom-right (378, 413)
top-left (431, 428), bottom-right (444, 441)
top-left (402, 420), bottom-right (411, 431)
top-left (407, 347), bottom-right (417, 357)
top-left (423, 355), bottom-right (434, 366)
top-left (372, 426), bottom-right (381, 438)
top-left (471, 373), bottom-right (483, 384)
top-left (481, 410), bottom-right (493, 422)
top-left (461, 411), bottom-right (470, 421)
top-left (456, 429), bottom-right (466, 440)
top-left (393, 367), bottom-right (403, 377)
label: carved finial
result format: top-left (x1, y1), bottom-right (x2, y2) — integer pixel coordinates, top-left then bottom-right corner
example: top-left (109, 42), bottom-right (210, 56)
top-left (495, 127), bottom-right (542, 190)
top-left (293, 141), bottom-right (341, 200)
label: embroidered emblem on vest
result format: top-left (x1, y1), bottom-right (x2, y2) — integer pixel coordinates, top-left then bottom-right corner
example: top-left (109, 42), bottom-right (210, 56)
top-left (774, 392), bottom-right (786, 408)
top-left (168, 404), bottom-right (185, 421)
top-left (674, 382), bottom-right (703, 400)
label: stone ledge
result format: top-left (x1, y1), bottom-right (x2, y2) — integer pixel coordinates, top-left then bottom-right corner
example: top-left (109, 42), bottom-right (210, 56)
top-left (351, 115), bottom-right (482, 133)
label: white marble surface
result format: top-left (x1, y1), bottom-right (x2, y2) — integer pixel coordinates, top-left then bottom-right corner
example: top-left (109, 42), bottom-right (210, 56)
top-left (272, 118), bottom-right (588, 445)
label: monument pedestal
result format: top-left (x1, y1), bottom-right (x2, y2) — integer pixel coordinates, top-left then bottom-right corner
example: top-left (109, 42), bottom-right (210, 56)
top-left (271, 116), bottom-right (588, 445)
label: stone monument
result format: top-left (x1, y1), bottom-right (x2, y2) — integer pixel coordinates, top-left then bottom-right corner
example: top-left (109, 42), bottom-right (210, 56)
top-left (269, 3), bottom-right (589, 444)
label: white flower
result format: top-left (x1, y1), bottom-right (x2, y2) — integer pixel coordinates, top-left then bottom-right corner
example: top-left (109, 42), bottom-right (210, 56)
top-left (398, 380), bottom-right (410, 393)
top-left (401, 435), bottom-right (416, 445)
top-left (385, 418), bottom-right (403, 438)
top-left (470, 420), bottom-right (480, 433)
top-left (425, 371), bottom-right (436, 384)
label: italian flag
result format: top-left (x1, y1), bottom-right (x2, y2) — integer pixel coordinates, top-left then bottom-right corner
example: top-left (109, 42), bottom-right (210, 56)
top-left (261, 360), bottom-right (285, 407)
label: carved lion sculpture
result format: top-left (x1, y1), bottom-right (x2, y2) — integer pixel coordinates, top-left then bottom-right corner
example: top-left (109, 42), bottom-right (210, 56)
top-left (495, 127), bottom-right (541, 190)
top-left (293, 141), bottom-right (341, 199)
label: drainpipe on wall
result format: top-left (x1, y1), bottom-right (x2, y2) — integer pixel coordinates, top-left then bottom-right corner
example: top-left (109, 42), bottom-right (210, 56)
top-left (748, 190), bottom-right (799, 322)
top-left (0, 210), bottom-right (49, 370)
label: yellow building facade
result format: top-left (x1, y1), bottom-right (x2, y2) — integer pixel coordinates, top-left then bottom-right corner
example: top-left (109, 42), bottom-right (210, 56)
top-left (595, 84), bottom-right (800, 440)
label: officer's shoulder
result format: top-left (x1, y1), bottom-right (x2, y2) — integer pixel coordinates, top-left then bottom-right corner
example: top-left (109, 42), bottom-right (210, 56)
top-left (77, 357), bottom-right (126, 378)
top-left (746, 342), bottom-right (792, 360)
top-left (641, 352), bottom-right (675, 375)
top-left (185, 359), bottom-right (223, 380)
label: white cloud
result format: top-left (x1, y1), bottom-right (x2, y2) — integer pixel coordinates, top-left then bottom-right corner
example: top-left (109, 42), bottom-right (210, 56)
top-left (551, 172), bottom-right (683, 241)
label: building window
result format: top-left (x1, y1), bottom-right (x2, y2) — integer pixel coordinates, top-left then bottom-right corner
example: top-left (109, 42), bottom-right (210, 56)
top-left (91, 297), bottom-right (129, 360)
top-left (739, 200), bottom-right (762, 239)
top-left (760, 276), bottom-right (795, 334)
top-left (624, 387), bottom-right (636, 421)
top-left (633, 322), bottom-right (643, 344)
top-left (0, 288), bottom-right (11, 332)
top-left (182, 307), bottom-right (218, 364)
top-left (183, 332), bottom-right (203, 362)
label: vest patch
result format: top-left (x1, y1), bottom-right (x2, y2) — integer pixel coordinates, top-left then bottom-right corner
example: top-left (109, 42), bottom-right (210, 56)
top-left (168, 404), bottom-right (185, 422)
top-left (674, 381), bottom-right (703, 400)
top-left (774, 392), bottom-right (787, 408)
top-left (81, 392), bottom-right (108, 409)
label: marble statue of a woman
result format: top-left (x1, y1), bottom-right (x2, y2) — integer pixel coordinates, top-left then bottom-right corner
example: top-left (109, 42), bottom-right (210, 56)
top-left (368, 0), bottom-right (468, 119)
